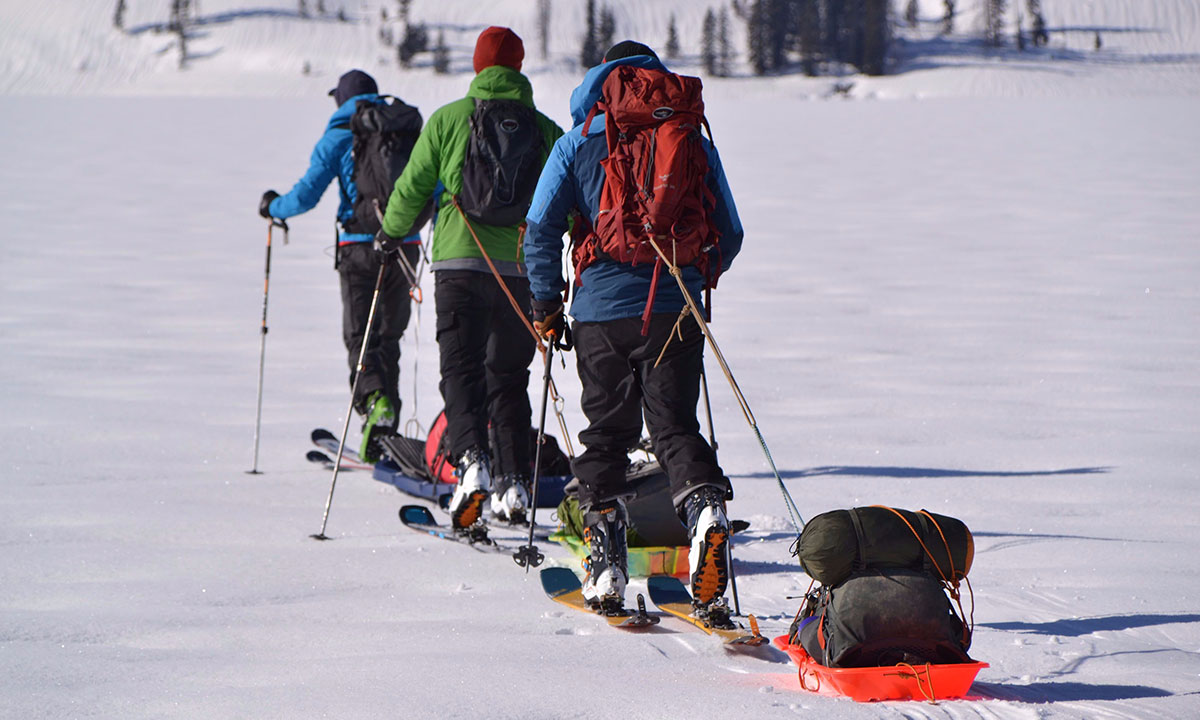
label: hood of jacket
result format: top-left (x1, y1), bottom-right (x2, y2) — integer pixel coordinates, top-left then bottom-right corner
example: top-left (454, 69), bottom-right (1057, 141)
top-left (325, 92), bottom-right (381, 131)
top-left (568, 54), bottom-right (668, 127)
top-left (466, 65), bottom-right (535, 106)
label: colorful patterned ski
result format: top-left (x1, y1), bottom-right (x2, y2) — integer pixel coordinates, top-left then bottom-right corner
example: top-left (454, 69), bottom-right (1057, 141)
top-left (540, 567), bottom-right (660, 630)
top-left (647, 575), bottom-right (768, 647)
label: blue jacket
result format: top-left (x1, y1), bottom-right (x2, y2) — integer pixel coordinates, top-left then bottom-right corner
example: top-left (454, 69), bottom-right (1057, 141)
top-left (269, 93), bottom-right (420, 245)
top-left (524, 56), bottom-right (743, 323)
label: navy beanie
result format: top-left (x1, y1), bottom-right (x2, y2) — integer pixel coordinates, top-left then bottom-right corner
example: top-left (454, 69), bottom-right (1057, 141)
top-left (329, 69), bottom-right (378, 106)
top-left (603, 41), bottom-right (659, 62)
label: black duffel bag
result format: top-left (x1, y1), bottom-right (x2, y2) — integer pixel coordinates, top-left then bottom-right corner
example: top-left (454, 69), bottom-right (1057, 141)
top-left (796, 506), bottom-right (974, 588)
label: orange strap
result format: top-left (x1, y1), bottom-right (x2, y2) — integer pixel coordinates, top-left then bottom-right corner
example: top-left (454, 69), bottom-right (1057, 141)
top-left (451, 196), bottom-right (546, 356)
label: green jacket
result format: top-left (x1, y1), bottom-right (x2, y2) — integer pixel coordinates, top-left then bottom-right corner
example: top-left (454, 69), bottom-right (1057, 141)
top-left (381, 66), bottom-right (564, 266)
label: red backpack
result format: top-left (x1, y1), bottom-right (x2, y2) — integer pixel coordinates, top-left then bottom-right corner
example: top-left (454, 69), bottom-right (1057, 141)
top-left (573, 65), bottom-right (721, 332)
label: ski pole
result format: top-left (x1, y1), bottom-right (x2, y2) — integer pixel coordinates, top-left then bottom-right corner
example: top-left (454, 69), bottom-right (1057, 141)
top-left (646, 237), bottom-right (806, 535)
top-left (513, 337), bottom-right (555, 571)
top-left (248, 218), bottom-right (288, 475)
top-left (311, 258), bottom-right (387, 540)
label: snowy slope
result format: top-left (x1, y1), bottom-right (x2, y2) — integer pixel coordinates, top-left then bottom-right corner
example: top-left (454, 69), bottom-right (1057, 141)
top-left (2, 1), bottom-right (1200, 719)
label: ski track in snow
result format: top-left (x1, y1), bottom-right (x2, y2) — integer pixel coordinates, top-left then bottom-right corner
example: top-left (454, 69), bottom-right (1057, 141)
top-left (2, 1), bottom-right (1200, 718)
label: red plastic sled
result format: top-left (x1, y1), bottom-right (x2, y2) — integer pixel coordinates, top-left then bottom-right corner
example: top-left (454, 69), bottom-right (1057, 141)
top-left (773, 635), bottom-right (988, 702)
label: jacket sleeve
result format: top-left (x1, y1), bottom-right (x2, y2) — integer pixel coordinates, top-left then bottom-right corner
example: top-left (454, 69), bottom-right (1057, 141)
top-left (704, 143), bottom-right (743, 274)
top-left (524, 135), bottom-right (576, 302)
top-left (269, 132), bottom-right (340, 219)
top-left (381, 112), bottom-right (442, 238)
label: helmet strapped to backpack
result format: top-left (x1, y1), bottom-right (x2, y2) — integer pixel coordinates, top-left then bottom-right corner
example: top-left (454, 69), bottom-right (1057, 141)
top-left (572, 65), bottom-right (720, 332)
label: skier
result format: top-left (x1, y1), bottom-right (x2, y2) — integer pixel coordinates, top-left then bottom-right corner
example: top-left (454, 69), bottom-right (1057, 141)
top-left (523, 42), bottom-right (744, 614)
top-left (376, 28), bottom-right (564, 529)
top-left (259, 69), bottom-right (428, 463)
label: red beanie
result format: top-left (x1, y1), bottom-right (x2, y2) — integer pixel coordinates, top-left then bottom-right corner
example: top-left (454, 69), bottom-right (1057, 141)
top-left (473, 26), bottom-right (524, 73)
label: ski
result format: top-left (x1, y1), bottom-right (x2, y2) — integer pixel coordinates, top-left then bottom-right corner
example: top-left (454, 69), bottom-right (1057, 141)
top-left (311, 427), bottom-right (374, 467)
top-left (398, 504), bottom-right (507, 553)
top-left (306, 449), bottom-right (372, 471)
top-left (647, 575), bottom-right (768, 647)
top-left (540, 567), bottom-right (659, 630)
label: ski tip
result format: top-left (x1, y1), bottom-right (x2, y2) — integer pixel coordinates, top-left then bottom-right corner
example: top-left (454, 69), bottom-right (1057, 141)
top-left (311, 428), bottom-right (336, 442)
top-left (399, 504), bottom-right (437, 526)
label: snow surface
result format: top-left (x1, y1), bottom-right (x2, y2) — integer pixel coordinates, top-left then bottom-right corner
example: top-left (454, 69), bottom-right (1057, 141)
top-left (2, 1), bottom-right (1200, 718)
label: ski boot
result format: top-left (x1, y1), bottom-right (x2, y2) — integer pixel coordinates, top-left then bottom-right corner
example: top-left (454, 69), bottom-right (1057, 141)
top-left (447, 447), bottom-right (492, 532)
top-left (491, 472), bottom-right (531, 525)
top-left (358, 391), bottom-right (396, 464)
top-left (683, 486), bottom-right (730, 611)
top-left (581, 498), bottom-right (629, 616)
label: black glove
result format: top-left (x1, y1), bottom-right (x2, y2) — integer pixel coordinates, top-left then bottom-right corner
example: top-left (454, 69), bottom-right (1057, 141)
top-left (259, 190), bottom-right (280, 219)
top-left (532, 297), bottom-right (565, 341)
top-left (374, 229), bottom-right (403, 256)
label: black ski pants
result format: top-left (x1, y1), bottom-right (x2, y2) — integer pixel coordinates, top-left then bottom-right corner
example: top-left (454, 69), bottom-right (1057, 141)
top-left (338, 242), bottom-right (420, 414)
top-left (434, 269), bottom-right (535, 477)
top-left (571, 313), bottom-right (731, 514)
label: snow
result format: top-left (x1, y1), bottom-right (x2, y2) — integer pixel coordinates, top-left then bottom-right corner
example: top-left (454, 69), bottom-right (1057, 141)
top-left (2, 1), bottom-right (1199, 718)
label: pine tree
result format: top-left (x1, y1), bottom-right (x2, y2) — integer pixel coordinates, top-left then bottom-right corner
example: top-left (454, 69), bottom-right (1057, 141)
top-left (113, 0), bottom-right (126, 30)
top-left (984, 0), bottom-right (1006, 47)
top-left (797, 0), bottom-right (820, 76)
top-left (580, 0), bottom-right (599, 68)
top-left (861, 0), bottom-right (890, 75)
top-left (537, 0), bottom-right (551, 59)
top-left (747, 0), bottom-right (768, 75)
top-left (1028, 0), bottom-right (1048, 46)
top-left (597, 6), bottom-right (616, 57)
top-left (942, 0), bottom-right (955, 35)
top-left (701, 8), bottom-right (717, 75)
top-left (904, 0), bottom-right (918, 28)
top-left (433, 30), bottom-right (450, 74)
top-left (399, 22), bottom-right (428, 68)
top-left (666, 13), bottom-right (680, 60)
top-left (298, 0), bottom-right (309, 19)
top-left (718, 6), bottom-right (733, 76)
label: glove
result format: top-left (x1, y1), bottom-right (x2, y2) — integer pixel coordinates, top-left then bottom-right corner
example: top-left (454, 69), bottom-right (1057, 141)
top-left (259, 190), bottom-right (280, 219)
top-left (374, 229), bottom-right (402, 256)
top-left (532, 297), bottom-right (565, 341)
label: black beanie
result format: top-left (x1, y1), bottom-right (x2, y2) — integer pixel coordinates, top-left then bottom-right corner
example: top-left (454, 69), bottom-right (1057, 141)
top-left (603, 40), bottom-right (659, 63)
top-left (328, 69), bottom-right (378, 106)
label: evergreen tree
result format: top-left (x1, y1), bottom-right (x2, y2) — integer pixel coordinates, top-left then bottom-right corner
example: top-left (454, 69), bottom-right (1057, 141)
top-left (433, 30), bottom-right (450, 74)
top-left (796, 0), bottom-right (820, 76)
top-left (860, 0), bottom-right (890, 74)
top-left (580, 0), bottom-right (600, 68)
top-left (666, 13), bottom-right (681, 60)
top-left (904, 0), bottom-right (918, 28)
top-left (718, 6), bottom-right (733, 76)
top-left (398, 22), bottom-right (428, 67)
top-left (942, 0), bottom-right (955, 35)
top-left (298, 0), bottom-right (309, 19)
top-left (537, 0), bottom-right (551, 59)
top-left (597, 6), bottom-right (616, 56)
top-left (113, 0), bottom-right (126, 30)
top-left (701, 8), bottom-right (718, 76)
top-left (747, 0), bottom-right (768, 74)
top-left (1028, 0), bottom-right (1048, 46)
top-left (984, 0), bottom-right (1006, 47)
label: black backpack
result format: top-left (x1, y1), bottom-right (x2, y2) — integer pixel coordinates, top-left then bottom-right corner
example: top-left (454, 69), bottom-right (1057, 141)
top-left (345, 96), bottom-right (430, 236)
top-left (457, 99), bottom-right (544, 227)
top-left (793, 568), bottom-right (973, 668)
